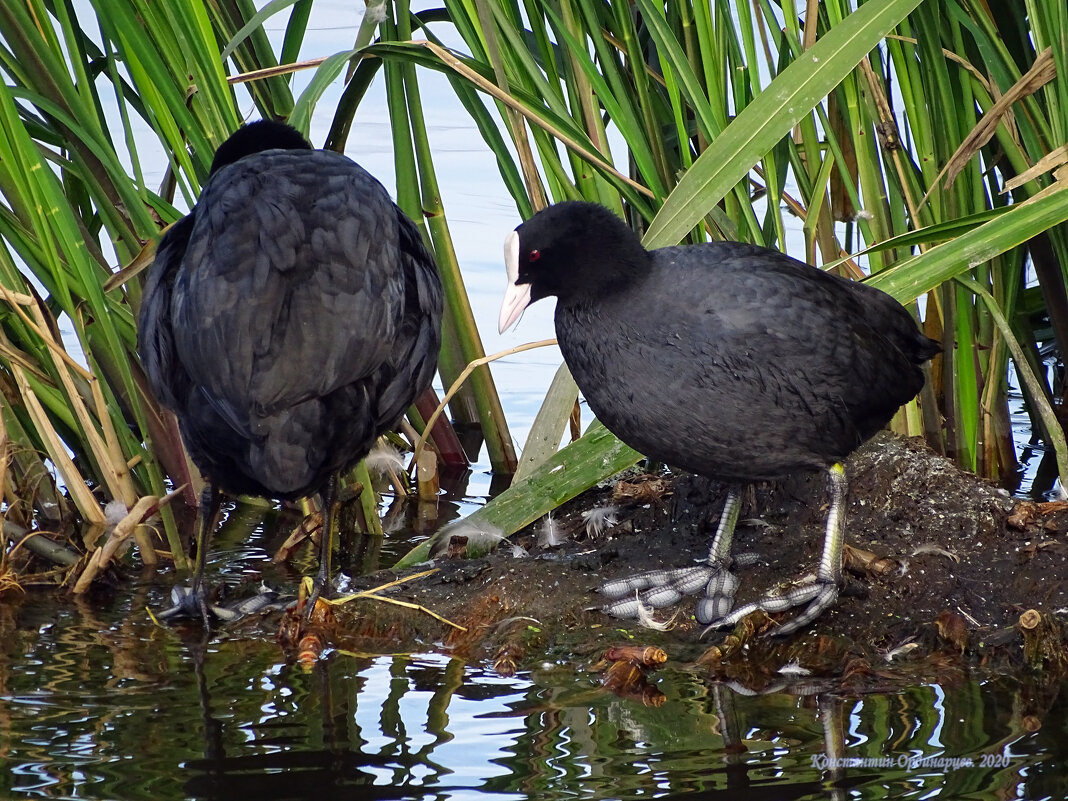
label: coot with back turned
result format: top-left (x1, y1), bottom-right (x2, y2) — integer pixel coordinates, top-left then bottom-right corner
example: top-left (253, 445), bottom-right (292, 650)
top-left (139, 120), bottom-right (443, 625)
top-left (499, 201), bottom-right (938, 636)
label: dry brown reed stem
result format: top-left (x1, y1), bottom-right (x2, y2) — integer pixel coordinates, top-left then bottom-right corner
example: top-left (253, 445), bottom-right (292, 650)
top-left (411, 339), bottom-right (558, 468)
top-left (74, 495), bottom-right (161, 592)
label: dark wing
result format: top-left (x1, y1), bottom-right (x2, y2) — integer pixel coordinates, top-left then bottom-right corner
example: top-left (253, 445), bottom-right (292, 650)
top-left (837, 275), bottom-right (940, 438)
top-left (138, 213), bottom-right (196, 412)
top-left (368, 206), bottom-right (443, 432)
top-left (564, 242), bottom-right (933, 479)
top-left (671, 243), bottom-right (930, 461)
top-left (169, 149), bottom-right (406, 433)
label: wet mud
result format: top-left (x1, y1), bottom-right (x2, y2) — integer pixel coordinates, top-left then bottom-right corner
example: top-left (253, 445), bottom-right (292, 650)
top-left (325, 433), bottom-right (1068, 689)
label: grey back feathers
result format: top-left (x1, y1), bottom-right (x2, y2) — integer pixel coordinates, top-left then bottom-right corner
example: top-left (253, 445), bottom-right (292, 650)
top-left (138, 125), bottom-right (442, 500)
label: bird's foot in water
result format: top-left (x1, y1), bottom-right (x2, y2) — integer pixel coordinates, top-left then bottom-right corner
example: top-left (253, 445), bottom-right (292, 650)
top-left (156, 584), bottom-right (218, 627)
top-left (156, 584), bottom-right (283, 627)
top-left (599, 562), bottom-right (739, 622)
top-left (703, 576), bottom-right (839, 637)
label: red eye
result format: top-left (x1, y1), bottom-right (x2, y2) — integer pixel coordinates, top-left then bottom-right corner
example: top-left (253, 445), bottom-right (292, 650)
top-left (529, 249), bottom-right (541, 262)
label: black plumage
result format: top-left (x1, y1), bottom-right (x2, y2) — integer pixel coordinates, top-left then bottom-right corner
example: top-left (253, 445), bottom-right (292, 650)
top-left (499, 201), bottom-right (939, 635)
top-left (139, 120), bottom-right (442, 623)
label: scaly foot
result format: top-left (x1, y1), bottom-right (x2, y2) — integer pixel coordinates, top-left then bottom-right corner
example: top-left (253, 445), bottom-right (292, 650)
top-left (704, 576), bottom-right (839, 637)
top-left (156, 584), bottom-right (220, 626)
top-left (600, 485), bottom-right (746, 622)
top-left (599, 562), bottom-right (740, 622)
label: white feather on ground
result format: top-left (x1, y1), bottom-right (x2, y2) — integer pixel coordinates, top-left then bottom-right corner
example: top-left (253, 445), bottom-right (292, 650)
top-left (581, 504), bottom-right (620, 538)
top-left (436, 520), bottom-right (528, 558)
top-left (536, 512), bottom-right (567, 548)
top-left (634, 592), bottom-right (676, 631)
top-left (365, 441), bottom-right (407, 477)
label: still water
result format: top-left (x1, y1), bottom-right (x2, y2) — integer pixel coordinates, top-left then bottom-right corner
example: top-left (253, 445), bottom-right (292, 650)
top-left (2, 581), bottom-right (1065, 800)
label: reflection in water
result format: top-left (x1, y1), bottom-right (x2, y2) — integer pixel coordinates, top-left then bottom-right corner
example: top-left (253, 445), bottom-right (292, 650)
top-left (180, 644), bottom-right (528, 800)
top-left (184, 643), bottom-right (448, 800)
top-left (1, 589), bottom-right (1066, 800)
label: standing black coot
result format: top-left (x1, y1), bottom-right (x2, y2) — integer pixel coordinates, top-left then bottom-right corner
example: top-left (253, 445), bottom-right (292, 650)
top-left (139, 120), bottom-right (442, 625)
top-left (499, 201), bottom-right (939, 635)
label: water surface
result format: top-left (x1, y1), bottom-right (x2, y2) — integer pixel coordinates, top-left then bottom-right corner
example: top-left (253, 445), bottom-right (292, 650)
top-left (2, 592), bottom-right (1064, 800)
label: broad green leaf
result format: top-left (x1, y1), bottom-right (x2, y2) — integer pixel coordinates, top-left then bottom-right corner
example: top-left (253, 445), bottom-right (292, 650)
top-left (513, 361), bottom-right (579, 483)
top-left (395, 421), bottom-right (640, 567)
top-left (867, 184), bottom-right (1068, 302)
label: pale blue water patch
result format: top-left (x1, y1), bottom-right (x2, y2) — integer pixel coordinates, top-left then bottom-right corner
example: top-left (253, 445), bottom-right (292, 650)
top-left (1008, 362), bottom-right (1061, 499)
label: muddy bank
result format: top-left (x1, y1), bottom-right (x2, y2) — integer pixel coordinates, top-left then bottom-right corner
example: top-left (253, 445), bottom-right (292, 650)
top-left (324, 433), bottom-right (1068, 686)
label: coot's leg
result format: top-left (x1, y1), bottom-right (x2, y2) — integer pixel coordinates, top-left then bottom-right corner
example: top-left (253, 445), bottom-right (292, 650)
top-left (191, 484), bottom-right (223, 627)
top-left (694, 486), bottom-right (742, 624)
top-left (305, 472), bottom-right (339, 619)
top-left (599, 485), bottom-right (743, 619)
top-left (159, 483), bottom-right (223, 627)
top-left (705, 463), bottom-right (845, 637)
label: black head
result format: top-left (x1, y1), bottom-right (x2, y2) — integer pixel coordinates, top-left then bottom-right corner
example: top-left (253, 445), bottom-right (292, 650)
top-left (209, 119), bottom-right (313, 175)
top-left (499, 201), bottom-right (649, 332)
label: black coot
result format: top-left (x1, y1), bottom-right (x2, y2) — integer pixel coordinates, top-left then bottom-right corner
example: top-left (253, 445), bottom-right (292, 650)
top-left (499, 201), bottom-right (938, 635)
top-left (139, 120), bottom-right (442, 624)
